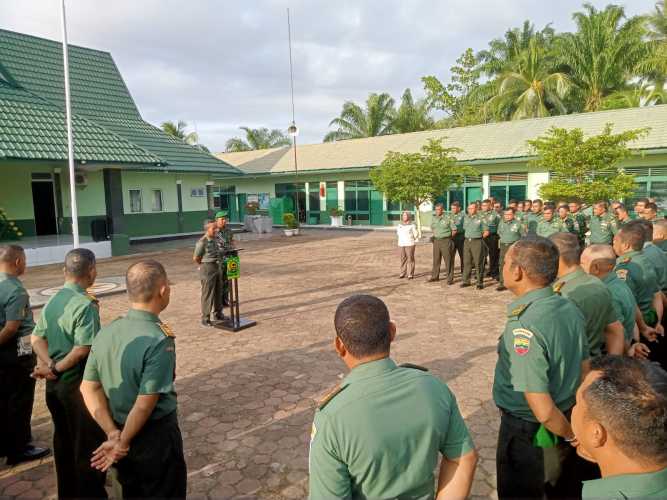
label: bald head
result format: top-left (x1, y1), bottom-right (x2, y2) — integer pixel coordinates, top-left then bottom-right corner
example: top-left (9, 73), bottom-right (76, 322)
top-left (126, 260), bottom-right (168, 303)
top-left (581, 244), bottom-right (617, 277)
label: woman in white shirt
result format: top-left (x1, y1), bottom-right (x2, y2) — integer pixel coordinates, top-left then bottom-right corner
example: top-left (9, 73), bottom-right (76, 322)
top-left (396, 211), bottom-right (418, 279)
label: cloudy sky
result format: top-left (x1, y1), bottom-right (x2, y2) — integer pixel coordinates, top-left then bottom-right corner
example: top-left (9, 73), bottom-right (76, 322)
top-left (0, 0), bottom-right (657, 151)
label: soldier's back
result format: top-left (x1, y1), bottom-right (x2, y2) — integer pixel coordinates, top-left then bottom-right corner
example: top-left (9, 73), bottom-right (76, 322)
top-left (310, 358), bottom-right (472, 499)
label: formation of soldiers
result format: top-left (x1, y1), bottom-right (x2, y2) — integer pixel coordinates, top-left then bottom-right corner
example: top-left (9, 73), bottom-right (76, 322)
top-left (0, 202), bottom-right (666, 499)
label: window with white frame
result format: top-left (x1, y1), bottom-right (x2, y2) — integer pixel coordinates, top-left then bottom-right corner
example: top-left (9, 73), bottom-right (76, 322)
top-left (151, 189), bottom-right (163, 212)
top-left (129, 189), bottom-right (142, 213)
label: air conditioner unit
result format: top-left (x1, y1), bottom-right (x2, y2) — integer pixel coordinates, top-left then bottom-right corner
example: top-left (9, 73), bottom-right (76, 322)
top-left (75, 171), bottom-right (88, 187)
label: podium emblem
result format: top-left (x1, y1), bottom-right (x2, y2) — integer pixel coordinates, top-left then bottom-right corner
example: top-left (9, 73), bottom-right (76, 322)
top-left (226, 256), bottom-right (240, 279)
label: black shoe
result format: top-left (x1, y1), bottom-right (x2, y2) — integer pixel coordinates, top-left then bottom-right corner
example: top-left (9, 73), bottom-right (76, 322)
top-left (222, 299), bottom-right (230, 307)
top-left (213, 314), bottom-right (226, 322)
top-left (496, 285), bottom-right (507, 291)
top-left (427, 278), bottom-right (439, 283)
top-left (476, 284), bottom-right (484, 290)
top-left (460, 282), bottom-right (471, 288)
top-left (201, 319), bottom-right (214, 327)
top-left (447, 280), bottom-right (454, 286)
top-left (6, 446), bottom-right (50, 466)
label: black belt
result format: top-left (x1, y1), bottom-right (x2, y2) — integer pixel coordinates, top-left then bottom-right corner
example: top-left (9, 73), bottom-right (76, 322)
top-left (465, 237), bottom-right (482, 241)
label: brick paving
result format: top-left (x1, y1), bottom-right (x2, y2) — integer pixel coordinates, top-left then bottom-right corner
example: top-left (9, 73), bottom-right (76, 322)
top-left (1, 229), bottom-right (507, 499)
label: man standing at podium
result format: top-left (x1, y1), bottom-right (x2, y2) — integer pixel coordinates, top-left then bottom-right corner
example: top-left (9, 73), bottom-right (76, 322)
top-left (194, 221), bottom-right (222, 327)
top-left (215, 211), bottom-right (235, 309)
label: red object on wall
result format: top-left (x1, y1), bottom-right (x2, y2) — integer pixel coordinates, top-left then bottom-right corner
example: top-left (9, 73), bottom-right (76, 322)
top-left (320, 185), bottom-right (325, 197)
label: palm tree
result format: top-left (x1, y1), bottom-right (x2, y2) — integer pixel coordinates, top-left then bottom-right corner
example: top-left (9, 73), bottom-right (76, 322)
top-left (391, 89), bottom-right (435, 134)
top-left (601, 82), bottom-right (665, 109)
top-left (557, 4), bottom-right (648, 112)
top-left (324, 93), bottom-right (395, 142)
top-left (224, 127), bottom-right (291, 152)
top-left (642, 0), bottom-right (667, 91)
top-left (161, 120), bottom-right (199, 145)
top-left (477, 21), bottom-right (556, 79)
top-left (486, 37), bottom-right (571, 120)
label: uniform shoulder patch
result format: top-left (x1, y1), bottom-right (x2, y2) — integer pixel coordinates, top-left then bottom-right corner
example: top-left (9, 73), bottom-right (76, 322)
top-left (158, 322), bottom-right (176, 338)
top-left (616, 269), bottom-right (629, 280)
top-left (553, 281), bottom-right (564, 294)
top-left (512, 328), bottom-right (533, 356)
top-left (399, 363), bottom-right (429, 372)
top-left (318, 384), bottom-right (347, 410)
top-left (508, 304), bottom-right (528, 318)
top-left (622, 256), bottom-right (632, 264)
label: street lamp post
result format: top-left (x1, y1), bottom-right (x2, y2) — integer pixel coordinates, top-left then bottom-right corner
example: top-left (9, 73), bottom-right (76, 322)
top-left (288, 121), bottom-right (299, 222)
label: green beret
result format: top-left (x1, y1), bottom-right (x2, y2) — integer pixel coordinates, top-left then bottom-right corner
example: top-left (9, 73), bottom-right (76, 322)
top-left (215, 211), bottom-right (228, 219)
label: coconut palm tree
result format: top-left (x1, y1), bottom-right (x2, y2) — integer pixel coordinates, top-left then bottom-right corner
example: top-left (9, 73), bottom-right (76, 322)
top-left (642, 0), bottom-right (667, 91)
top-left (486, 37), bottom-right (571, 120)
top-left (224, 127), bottom-right (291, 152)
top-left (601, 82), bottom-right (665, 109)
top-left (324, 93), bottom-right (395, 142)
top-left (557, 4), bottom-right (648, 112)
top-left (391, 89), bottom-right (435, 134)
top-left (477, 21), bottom-right (556, 79)
top-left (161, 120), bottom-right (199, 145)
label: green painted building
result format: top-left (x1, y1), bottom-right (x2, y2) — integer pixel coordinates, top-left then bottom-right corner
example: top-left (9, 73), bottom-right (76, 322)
top-left (0, 28), bottom-right (241, 249)
top-left (217, 105), bottom-right (667, 228)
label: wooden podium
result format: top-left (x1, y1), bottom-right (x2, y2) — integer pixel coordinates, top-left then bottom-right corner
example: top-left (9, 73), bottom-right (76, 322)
top-left (217, 248), bottom-right (257, 332)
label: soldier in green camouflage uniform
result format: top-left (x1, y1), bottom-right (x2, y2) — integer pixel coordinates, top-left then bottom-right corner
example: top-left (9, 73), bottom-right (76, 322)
top-left (496, 208), bottom-right (523, 291)
top-left (536, 207), bottom-right (567, 238)
top-left (589, 201), bottom-right (619, 245)
top-left (215, 211), bottom-right (235, 307)
top-left (481, 200), bottom-right (501, 280)
top-left (428, 204), bottom-right (457, 284)
top-left (461, 203), bottom-right (488, 289)
top-left (568, 201), bottom-right (588, 247)
top-left (450, 202), bottom-right (465, 275)
top-left (524, 199), bottom-right (543, 235)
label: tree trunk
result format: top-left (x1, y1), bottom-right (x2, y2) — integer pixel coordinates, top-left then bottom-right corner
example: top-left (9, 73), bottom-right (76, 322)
top-left (415, 202), bottom-right (423, 239)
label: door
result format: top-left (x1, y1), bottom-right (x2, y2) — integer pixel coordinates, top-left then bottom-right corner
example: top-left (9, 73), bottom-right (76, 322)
top-left (31, 179), bottom-right (58, 236)
top-left (237, 193), bottom-right (247, 221)
top-left (323, 182), bottom-right (338, 224)
top-left (466, 187), bottom-right (482, 205)
top-left (370, 190), bottom-right (384, 225)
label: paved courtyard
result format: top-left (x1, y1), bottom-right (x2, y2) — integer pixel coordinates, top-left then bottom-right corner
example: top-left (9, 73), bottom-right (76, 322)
top-left (0, 229), bottom-right (507, 499)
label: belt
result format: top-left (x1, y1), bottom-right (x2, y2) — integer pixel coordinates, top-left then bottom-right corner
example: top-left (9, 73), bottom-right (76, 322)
top-left (434, 236), bottom-right (452, 240)
top-left (500, 406), bottom-right (573, 433)
top-left (465, 237), bottom-right (482, 241)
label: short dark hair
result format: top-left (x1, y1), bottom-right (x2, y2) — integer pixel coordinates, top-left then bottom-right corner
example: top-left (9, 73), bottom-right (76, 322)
top-left (504, 207), bottom-right (515, 214)
top-left (435, 203), bottom-right (444, 209)
top-left (334, 295), bottom-right (391, 358)
top-left (543, 203), bottom-right (556, 211)
top-left (524, 199), bottom-right (532, 205)
top-left (509, 237), bottom-right (559, 286)
top-left (617, 224), bottom-right (646, 251)
top-left (482, 199), bottom-right (491, 204)
top-left (126, 260), bottom-right (168, 302)
top-left (0, 244), bottom-right (24, 263)
top-left (64, 248), bottom-right (96, 278)
top-left (585, 356), bottom-right (667, 465)
top-left (509, 199), bottom-right (518, 205)
top-left (451, 201), bottom-right (460, 208)
top-left (629, 219), bottom-right (654, 241)
top-left (594, 200), bottom-right (608, 209)
top-left (636, 197), bottom-right (650, 206)
top-left (550, 232), bottom-right (581, 266)
top-left (615, 202), bottom-right (627, 212)
top-left (203, 219), bottom-right (214, 229)
top-left (533, 199), bottom-right (543, 206)
top-left (645, 202), bottom-right (659, 213)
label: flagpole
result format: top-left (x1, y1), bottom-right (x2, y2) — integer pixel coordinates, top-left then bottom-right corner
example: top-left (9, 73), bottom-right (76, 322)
top-left (61, 0), bottom-right (80, 247)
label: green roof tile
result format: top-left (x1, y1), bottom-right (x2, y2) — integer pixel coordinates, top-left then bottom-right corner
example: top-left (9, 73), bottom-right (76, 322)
top-left (0, 29), bottom-right (241, 174)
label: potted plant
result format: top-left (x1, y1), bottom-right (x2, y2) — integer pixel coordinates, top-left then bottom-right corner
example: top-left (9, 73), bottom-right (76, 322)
top-left (245, 201), bottom-right (260, 215)
top-left (330, 207), bottom-right (344, 227)
top-left (282, 213), bottom-right (299, 236)
top-left (0, 208), bottom-right (22, 241)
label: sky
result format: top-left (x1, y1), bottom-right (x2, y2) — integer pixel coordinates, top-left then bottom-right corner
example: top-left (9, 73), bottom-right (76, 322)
top-left (0, 0), bottom-right (658, 151)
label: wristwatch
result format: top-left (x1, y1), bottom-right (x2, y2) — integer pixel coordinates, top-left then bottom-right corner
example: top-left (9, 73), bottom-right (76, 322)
top-left (48, 360), bottom-right (62, 379)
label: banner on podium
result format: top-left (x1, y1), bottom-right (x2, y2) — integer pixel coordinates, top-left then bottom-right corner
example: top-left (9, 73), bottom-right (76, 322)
top-left (226, 256), bottom-right (240, 279)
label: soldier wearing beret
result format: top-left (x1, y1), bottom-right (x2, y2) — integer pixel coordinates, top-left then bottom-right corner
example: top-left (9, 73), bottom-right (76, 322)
top-left (214, 211), bottom-right (235, 309)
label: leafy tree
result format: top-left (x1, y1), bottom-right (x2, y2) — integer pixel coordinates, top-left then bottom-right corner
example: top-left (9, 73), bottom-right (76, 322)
top-left (422, 48), bottom-right (489, 127)
top-left (324, 93), bottom-right (395, 142)
top-left (486, 37), bottom-right (571, 119)
top-left (161, 120), bottom-right (199, 145)
top-left (557, 4), bottom-right (648, 112)
top-left (225, 127), bottom-right (291, 152)
top-left (391, 89), bottom-right (435, 134)
top-left (369, 138), bottom-right (477, 236)
top-left (529, 124), bottom-right (649, 203)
